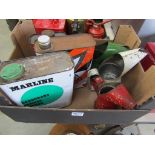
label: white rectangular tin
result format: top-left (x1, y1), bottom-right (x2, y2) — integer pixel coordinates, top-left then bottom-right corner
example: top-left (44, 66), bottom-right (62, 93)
top-left (0, 52), bottom-right (74, 108)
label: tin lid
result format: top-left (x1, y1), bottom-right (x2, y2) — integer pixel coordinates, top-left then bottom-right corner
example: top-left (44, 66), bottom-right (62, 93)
top-left (0, 63), bottom-right (25, 81)
top-left (41, 30), bottom-right (55, 37)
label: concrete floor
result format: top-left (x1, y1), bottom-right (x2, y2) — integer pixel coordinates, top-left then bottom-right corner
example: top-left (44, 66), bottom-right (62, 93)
top-left (0, 19), bottom-right (155, 134)
top-left (0, 20), bottom-right (54, 134)
top-left (0, 112), bottom-right (53, 135)
top-left (0, 20), bottom-right (14, 61)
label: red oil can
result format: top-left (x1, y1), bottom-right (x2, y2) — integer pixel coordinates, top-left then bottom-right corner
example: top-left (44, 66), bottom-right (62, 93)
top-left (86, 19), bottom-right (112, 39)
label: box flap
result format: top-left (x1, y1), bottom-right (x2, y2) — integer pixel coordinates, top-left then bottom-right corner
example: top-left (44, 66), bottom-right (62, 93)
top-left (123, 63), bottom-right (155, 105)
top-left (35, 34), bottom-right (96, 54)
top-left (122, 63), bottom-right (145, 93)
top-left (9, 33), bottom-right (24, 59)
top-left (131, 65), bottom-right (155, 105)
top-left (51, 34), bottom-right (96, 50)
top-left (114, 25), bottom-right (141, 49)
top-left (11, 20), bottom-right (36, 57)
top-left (9, 46), bottom-right (24, 60)
top-left (125, 28), bottom-right (141, 49)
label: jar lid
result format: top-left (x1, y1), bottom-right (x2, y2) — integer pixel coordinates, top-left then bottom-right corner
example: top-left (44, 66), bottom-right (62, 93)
top-left (0, 63), bottom-right (25, 81)
top-left (38, 35), bottom-right (50, 45)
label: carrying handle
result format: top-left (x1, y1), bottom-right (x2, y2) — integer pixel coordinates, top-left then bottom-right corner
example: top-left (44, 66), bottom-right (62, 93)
top-left (86, 19), bottom-right (112, 26)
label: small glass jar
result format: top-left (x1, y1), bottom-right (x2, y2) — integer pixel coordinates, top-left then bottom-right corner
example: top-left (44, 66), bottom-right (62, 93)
top-left (37, 35), bottom-right (51, 50)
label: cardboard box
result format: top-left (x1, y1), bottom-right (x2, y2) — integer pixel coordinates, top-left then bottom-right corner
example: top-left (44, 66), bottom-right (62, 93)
top-left (114, 25), bottom-right (141, 49)
top-left (9, 20), bottom-right (111, 58)
top-left (10, 20), bottom-right (36, 57)
top-left (0, 86), bottom-right (148, 124)
top-left (122, 64), bottom-right (155, 105)
top-left (0, 22), bottom-right (154, 125)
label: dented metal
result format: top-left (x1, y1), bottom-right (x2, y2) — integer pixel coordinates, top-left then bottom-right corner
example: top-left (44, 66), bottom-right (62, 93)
top-left (98, 48), bottom-right (147, 79)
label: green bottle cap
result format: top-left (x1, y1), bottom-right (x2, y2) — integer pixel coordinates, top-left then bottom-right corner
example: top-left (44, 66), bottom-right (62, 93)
top-left (0, 63), bottom-right (25, 81)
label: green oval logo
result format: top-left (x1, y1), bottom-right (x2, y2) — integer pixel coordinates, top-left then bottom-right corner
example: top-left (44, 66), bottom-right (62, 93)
top-left (21, 85), bottom-right (63, 106)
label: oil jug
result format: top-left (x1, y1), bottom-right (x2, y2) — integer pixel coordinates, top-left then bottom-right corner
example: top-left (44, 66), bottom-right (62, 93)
top-left (0, 52), bottom-right (74, 108)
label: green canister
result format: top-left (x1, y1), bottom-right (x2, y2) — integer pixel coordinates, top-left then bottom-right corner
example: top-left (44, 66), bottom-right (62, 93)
top-left (92, 42), bottom-right (128, 68)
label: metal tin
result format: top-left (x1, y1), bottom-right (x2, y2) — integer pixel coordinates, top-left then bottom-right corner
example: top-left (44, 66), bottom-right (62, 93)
top-left (87, 68), bottom-right (100, 90)
top-left (91, 76), bottom-right (104, 94)
top-left (119, 48), bottom-right (147, 76)
top-left (98, 48), bottom-right (147, 78)
top-left (95, 84), bottom-right (136, 110)
top-left (0, 52), bottom-right (74, 108)
top-left (32, 19), bottom-right (66, 34)
top-left (34, 34), bottom-right (96, 88)
top-left (86, 19), bottom-right (112, 39)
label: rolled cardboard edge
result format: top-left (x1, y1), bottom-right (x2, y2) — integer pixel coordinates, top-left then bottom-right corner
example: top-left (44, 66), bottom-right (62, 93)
top-left (35, 34), bottom-right (96, 54)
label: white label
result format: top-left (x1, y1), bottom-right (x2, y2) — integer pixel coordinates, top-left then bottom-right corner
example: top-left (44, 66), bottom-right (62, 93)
top-left (0, 69), bottom-right (74, 108)
top-left (71, 112), bottom-right (84, 117)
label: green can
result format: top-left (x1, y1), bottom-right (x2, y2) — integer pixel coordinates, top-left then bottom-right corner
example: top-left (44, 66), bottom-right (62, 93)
top-left (92, 42), bottom-right (128, 68)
